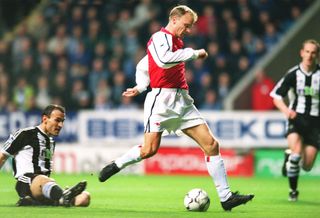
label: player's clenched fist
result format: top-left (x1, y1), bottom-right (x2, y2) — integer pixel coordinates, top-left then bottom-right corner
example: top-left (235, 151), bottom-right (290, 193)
top-left (196, 49), bottom-right (208, 59)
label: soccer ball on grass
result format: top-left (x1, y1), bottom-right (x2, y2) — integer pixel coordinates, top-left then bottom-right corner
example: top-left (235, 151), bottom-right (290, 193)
top-left (184, 188), bottom-right (210, 212)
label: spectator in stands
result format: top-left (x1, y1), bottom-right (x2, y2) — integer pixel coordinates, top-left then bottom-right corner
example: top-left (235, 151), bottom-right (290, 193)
top-left (47, 24), bottom-right (69, 55)
top-left (251, 69), bottom-right (275, 111)
top-left (0, 0), bottom-right (314, 111)
top-left (93, 79), bottom-right (112, 110)
top-left (12, 77), bottom-right (34, 112)
top-left (252, 38), bottom-right (267, 63)
top-left (94, 92), bottom-right (113, 110)
top-left (196, 5), bottom-right (216, 36)
top-left (0, 69), bottom-right (9, 96)
top-left (118, 95), bottom-right (139, 110)
top-left (111, 71), bottom-right (127, 107)
top-left (28, 14), bottom-right (49, 40)
top-left (70, 79), bottom-right (91, 110)
top-left (20, 54), bottom-right (37, 86)
top-left (0, 93), bottom-right (9, 113)
top-left (228, 39), bottom-right (246, 73)
top-left (66, 6), bottom-right (84, 34)
top-left (12, 36), bottom-right (33, 77)
top-left (34, 38), bottom-right (50, 67)
top-left (88, 58), bottom-right (109, 96)
top-left (200, 89), bottom-right (222, 111)
top-left (0, 40), bottom-right (11, 69)
top-left (86, 19), bottom-right (104, 52)
top-left (217, 72), bottom-right (231, 101)
top-left (131, 0), bottom-right (158, 30)
top-left (38, 55), bottom-right (55, 82)
top-left (35, 76), bottom-right (51, 109)
top-left (69, 62), bottom-right (88, 83)
top-left (67, 25), bottom-right (85, 57)
top-left (92, 42), bottom-right (108, 63)
top-left (263, 22), bottom-right (281, 51)
top-left (50, 72), bottom-right (70, 108)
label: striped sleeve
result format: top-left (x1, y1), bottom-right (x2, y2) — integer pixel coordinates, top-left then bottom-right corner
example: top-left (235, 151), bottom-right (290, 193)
top-left (1, 130), bottom-right (26, 156)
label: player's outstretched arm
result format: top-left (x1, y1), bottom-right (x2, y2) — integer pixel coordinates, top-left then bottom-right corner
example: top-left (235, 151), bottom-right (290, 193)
top-left (122, 87), bottom-right (140, 97)
top-left (0, 152), bottom-right (9, 169)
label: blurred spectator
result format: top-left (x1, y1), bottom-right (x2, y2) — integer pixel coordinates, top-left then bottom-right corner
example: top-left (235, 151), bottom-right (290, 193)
top-left (34, 38), bottom-right (50, 67)
top-left (12, 36), bottom-right (33, 76)
top-left (118, 95), bottom-right (139, 110)
top-left (66, 6), bottom-right (84, 34)
top-left (68, 41), bottom-right (91, 66)
top-left (0, 69), bottom-right (10, 95)
top-left (50, 71), bottom-right (70, 108)
top-left (12, 77), bottom-right (34, 111)
top-left (263, 22), bottom-right (281, 51)
top-left (93, 79), bottom-right (112, 110)
top-left (185, 68), bottom-right (198, 104)
top-left (20, 54), bottom-right (37, 86)
top-left (69, 63), bottom-right (88, 83)
top-left (88, 58), bottom-right (109, 96)
top-left (217, 72), bottom-right (231, 100)
top-left (110, 71), bottom-right (127, 107)
top-left (228, 39), bottom-right (246, 73)
top-left (94, 92), bottom-right (113, 110)
top-left (86, 19), bottom-right (104, 52)
top-left (28, 14), bottom-right (49, 40)
top-left (251, 69), bottom-right (275, 110)
top-left (0, 93), bottom-right (9, 113)
top-left (67, 25), bottom-right (85, 57)
top-left (131, 0), bottom-right (159, 30)
top-left (189, 58), bottom-right (208, 85)
top-left (116, 9), bottom-right (134, 34)
top-left (35, 76), bottom-right (51, 109)
top-left (0, 40), bottom-right (11, 69)
top-left (27, 96), bottom-right (42, 113)
top-left (197, 73), bottom-right (214, 107)
top-left (233, 56), bottom-right (251, 85)
top-left (47, 24), bottom-right (69, 55)
top-left (200, 89), bottom-right (222, 111)
top-left (70, 79), bottom-right (91, 110)
top-left (38, 54), bottom-right (55, 81)
top-left (196, 5), bottom-right (216, 36)
top-left (0, 0), bottom-right (314, 111)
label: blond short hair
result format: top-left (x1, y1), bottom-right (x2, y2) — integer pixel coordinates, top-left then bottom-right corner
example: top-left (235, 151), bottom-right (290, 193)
top-left (169, 5), bottom-right (198, 23)
top-left (302, 39), bottom-right (320, 53)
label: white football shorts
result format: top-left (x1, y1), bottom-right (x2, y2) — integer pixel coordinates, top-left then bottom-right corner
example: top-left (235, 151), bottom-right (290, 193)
top-left (144, 88), bottom-right (206, 135)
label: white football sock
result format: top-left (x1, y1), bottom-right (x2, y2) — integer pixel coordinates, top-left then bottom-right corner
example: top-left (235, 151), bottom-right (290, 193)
top-left (205, 155), bottom-right (232, 202)
top-left (286, 153), bottom-right (301, 177)
top-left (42, 181), bottom-right (59, 199)
top-left (115, 145), bottom-right (142, 169)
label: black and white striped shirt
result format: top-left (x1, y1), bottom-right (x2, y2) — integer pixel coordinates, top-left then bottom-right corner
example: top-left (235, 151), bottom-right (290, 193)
top-left (270, 64), bottom-right (320, 117)
top-left (1, 126), bottom-right (55, 179)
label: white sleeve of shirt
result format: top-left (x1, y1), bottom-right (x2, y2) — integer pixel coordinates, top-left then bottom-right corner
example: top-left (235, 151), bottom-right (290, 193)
top-left (135, 55), bottom-right (149, 93)
top-left (148, 31), bottom-right (199, 69)
top-left (269, 77), bottom-right (284, 100)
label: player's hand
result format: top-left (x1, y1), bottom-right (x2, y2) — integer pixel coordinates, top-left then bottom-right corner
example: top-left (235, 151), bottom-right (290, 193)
top-left (122, 87), bottom-right (140, 97)
top-left (287, 109), bottom-right (297, 119)
top-left (197, 49), bottom-right (208, 59)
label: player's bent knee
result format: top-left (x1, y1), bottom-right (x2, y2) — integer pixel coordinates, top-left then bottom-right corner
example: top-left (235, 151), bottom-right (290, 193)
top-left (30, 175), bottom-right (55, 200)
top-left (74, 191), bottom-right (91, 207)
top-left (203, 140), bottom-right (220, 156)
top-left (140, 147), bottom-right (158, 159)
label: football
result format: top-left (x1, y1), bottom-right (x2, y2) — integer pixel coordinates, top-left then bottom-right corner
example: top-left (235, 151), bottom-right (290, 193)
top-left (184, 188), bottom-right (210, 212)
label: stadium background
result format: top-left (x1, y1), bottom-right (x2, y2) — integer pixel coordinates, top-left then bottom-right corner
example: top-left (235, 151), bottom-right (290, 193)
top-left (1, 0), bottom-right (320, 179)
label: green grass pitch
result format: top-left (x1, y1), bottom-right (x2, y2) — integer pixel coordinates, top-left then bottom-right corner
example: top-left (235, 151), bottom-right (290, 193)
top-left (0, 172), bottom-right (319, 218)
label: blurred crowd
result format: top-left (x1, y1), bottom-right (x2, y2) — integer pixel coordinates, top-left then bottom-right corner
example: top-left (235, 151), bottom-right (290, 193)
top-left (0, 0), bottom-right (314, 113)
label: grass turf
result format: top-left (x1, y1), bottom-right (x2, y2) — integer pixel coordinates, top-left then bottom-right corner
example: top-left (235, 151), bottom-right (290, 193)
top-left (0, 172), bottom-right (319, 218)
